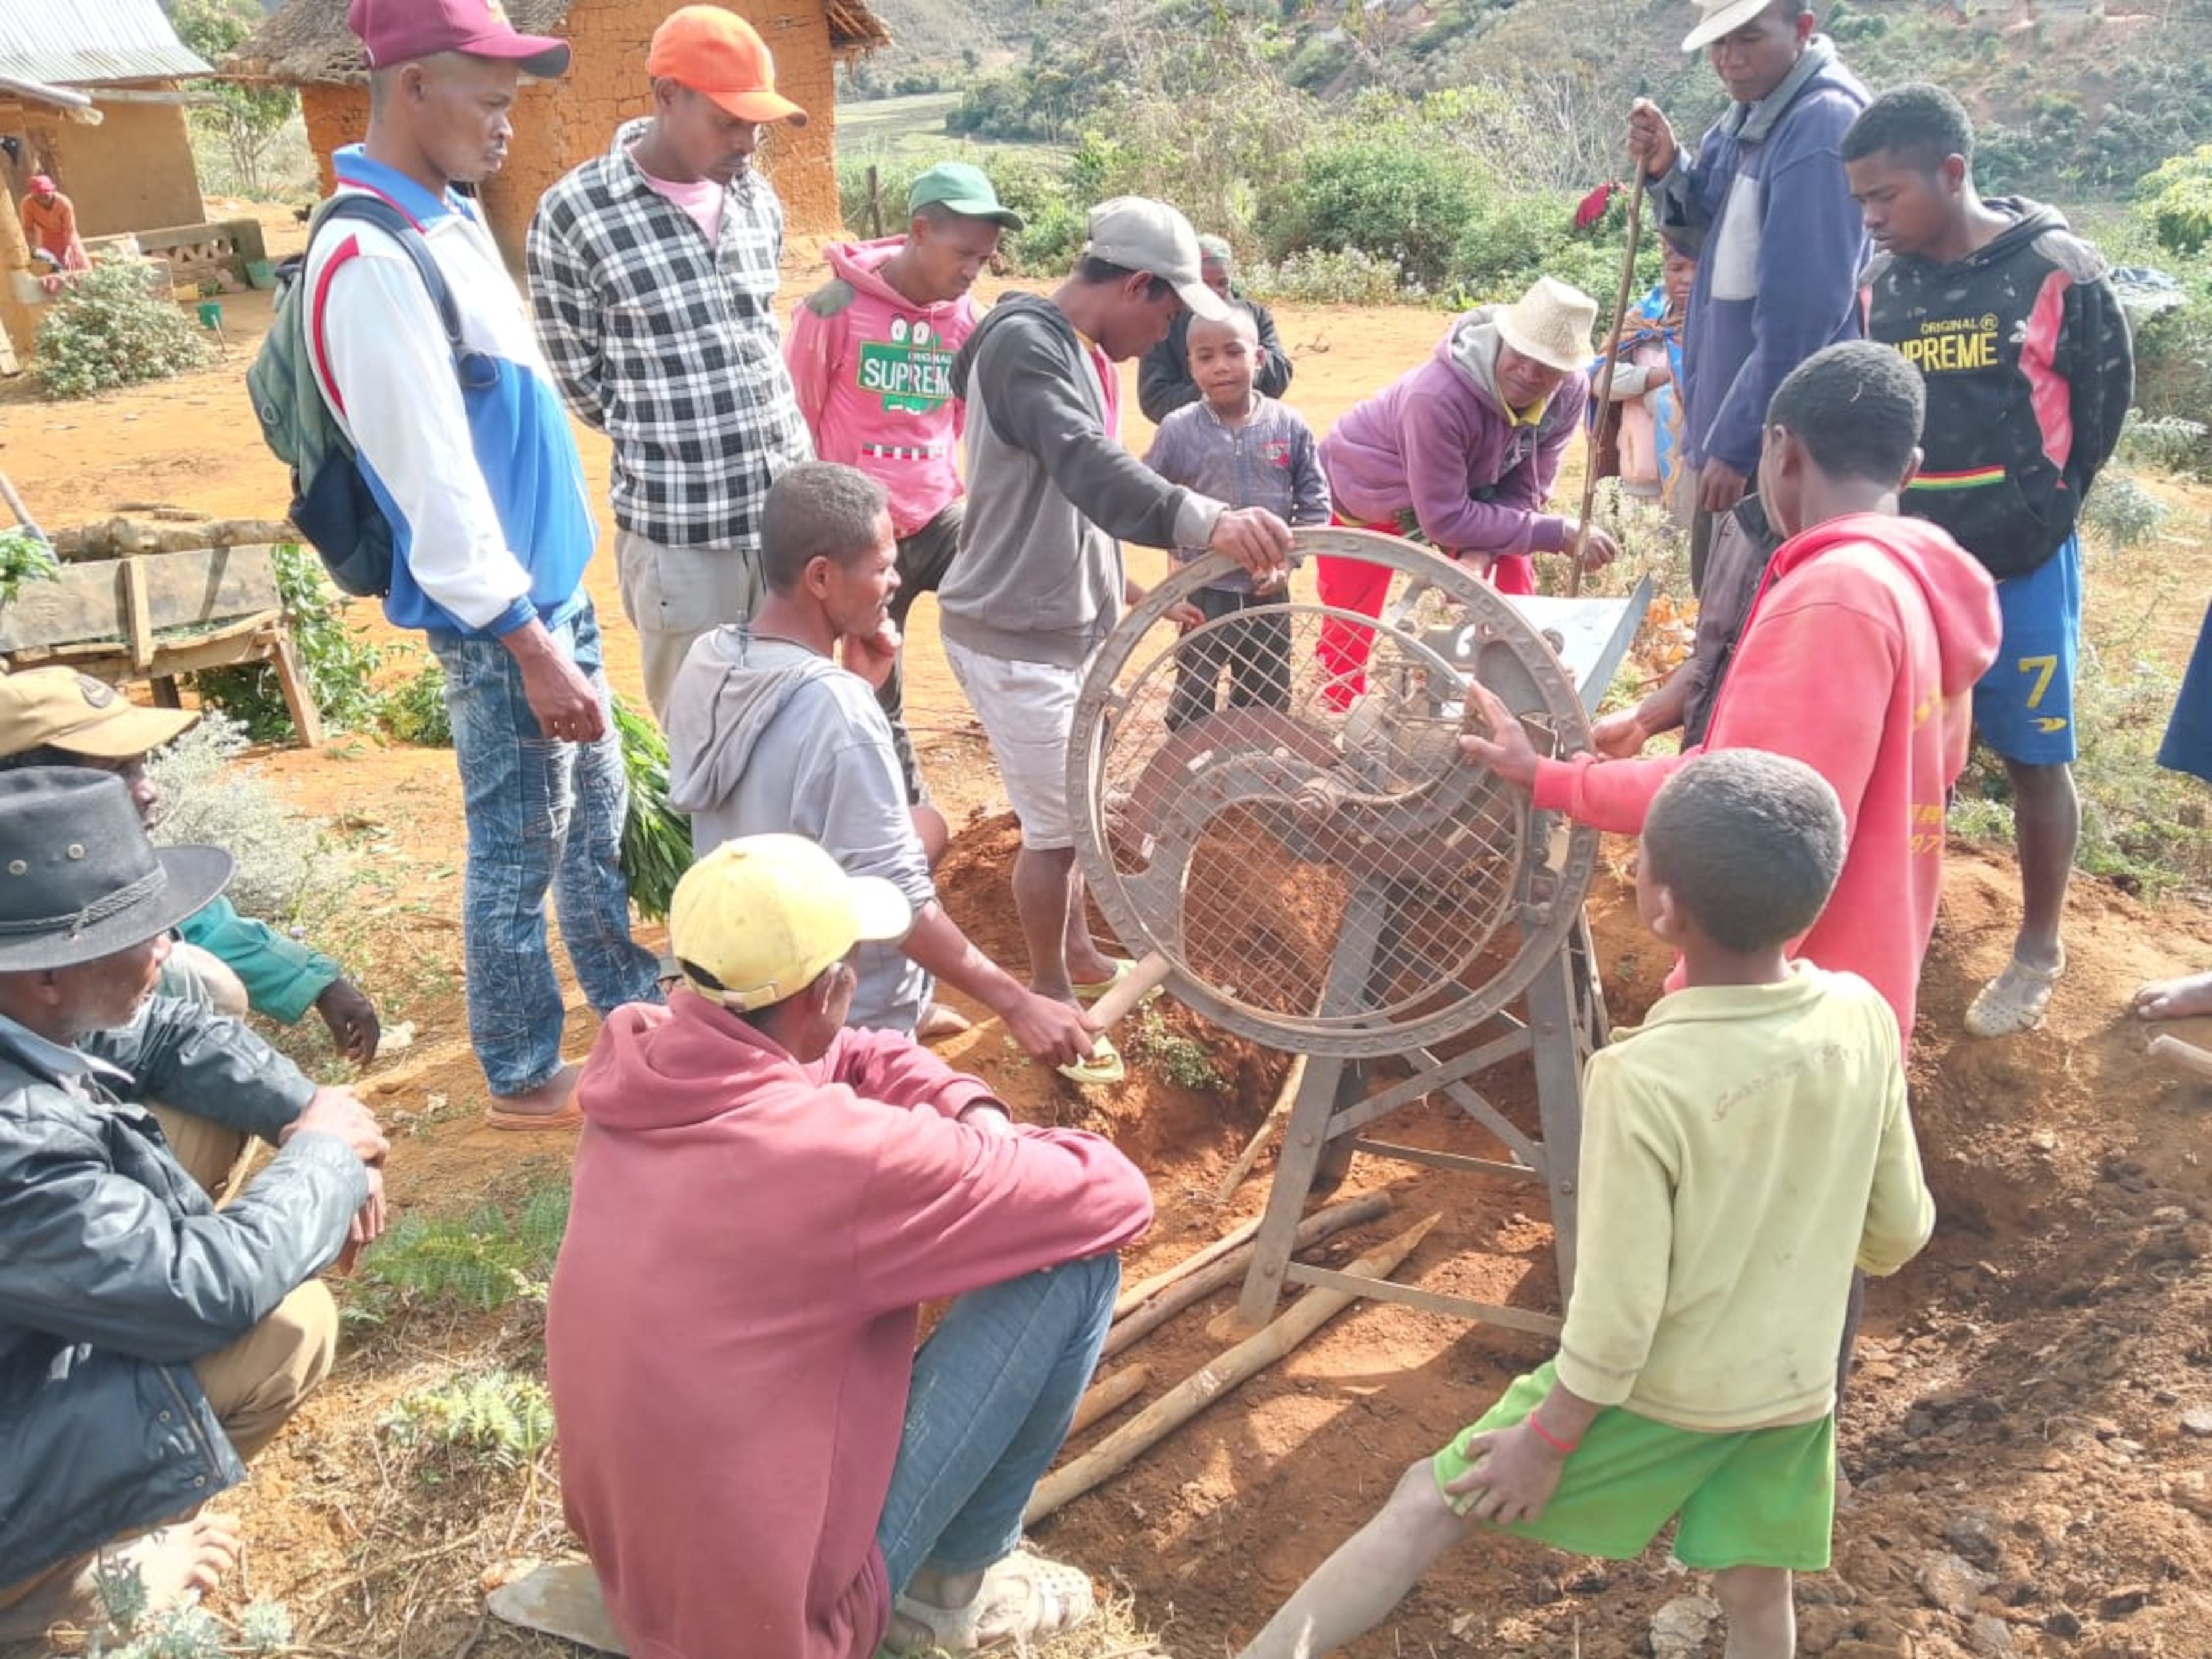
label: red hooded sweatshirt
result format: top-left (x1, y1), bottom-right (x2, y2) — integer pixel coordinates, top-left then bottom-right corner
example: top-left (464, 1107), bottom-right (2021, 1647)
top-left (1532, 512), bottom-right (2000, 1043)
top-left (546, 994), bottom-right (1153, 1659)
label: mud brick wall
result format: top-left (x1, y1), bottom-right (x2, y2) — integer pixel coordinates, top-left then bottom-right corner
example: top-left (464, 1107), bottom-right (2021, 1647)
top-left (29, 95), bottom-right (203, 240)
top-left (302, 85), bottom-right (370, 197)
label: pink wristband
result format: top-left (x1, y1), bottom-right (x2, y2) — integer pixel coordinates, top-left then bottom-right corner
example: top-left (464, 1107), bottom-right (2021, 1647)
top-left (1526, 1412), bottom-right (1580, 1456)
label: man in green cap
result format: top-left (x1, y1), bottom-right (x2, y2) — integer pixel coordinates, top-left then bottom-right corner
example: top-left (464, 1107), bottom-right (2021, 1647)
top-left (786, 160), bottom-right (1024, 809)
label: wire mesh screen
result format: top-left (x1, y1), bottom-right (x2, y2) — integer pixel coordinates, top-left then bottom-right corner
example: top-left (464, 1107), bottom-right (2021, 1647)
top-left (1075, 537), bottom-right (1594, 1057)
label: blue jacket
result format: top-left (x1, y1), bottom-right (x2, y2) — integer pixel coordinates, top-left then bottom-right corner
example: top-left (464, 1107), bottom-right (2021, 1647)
top-left (0, 1001), bottom-right (363, 1583)
top-left (1648, 39), bottom-right (1869, 477)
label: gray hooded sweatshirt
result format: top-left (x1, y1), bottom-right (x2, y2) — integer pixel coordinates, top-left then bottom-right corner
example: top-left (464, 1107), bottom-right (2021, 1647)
top-left (663, 625), bottom-right (932, 1033)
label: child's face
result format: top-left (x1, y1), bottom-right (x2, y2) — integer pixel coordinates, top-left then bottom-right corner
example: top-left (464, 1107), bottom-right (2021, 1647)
top-left (1187, 315), bottom-right (1260, 409)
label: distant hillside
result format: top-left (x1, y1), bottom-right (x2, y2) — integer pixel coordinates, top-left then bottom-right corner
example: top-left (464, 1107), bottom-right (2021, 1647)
top-left (853, 0), bottom-right (2212, 197)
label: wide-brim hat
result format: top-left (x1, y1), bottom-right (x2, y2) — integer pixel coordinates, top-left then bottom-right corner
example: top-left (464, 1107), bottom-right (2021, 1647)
top-left (1494, 276), bottom-right (1601, 374)
top-left (0, 768), bottom-right (232, 973)
top-left (1682, 0), bottom-right (1773, 52)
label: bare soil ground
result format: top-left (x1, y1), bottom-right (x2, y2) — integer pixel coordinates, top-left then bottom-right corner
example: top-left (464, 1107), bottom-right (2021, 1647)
top-left (2, 238), bottom-right (2210, 1659)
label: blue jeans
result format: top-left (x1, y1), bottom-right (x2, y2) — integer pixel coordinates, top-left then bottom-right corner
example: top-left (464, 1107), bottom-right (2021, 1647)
top-left (428, 598), bottom-right (662, 1096)
top-left (876, 1252), bottom-right (1120, 1588)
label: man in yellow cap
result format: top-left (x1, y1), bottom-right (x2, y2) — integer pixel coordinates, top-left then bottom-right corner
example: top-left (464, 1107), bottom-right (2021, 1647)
top-left (529, 5), bottom-right (815, 718)
top-left (548, 834), bottom-right (1153, 1658)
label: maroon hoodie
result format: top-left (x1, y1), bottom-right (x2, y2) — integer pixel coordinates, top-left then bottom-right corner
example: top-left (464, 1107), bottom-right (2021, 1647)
top-left (547, 994), bottom-right (1153, 1659)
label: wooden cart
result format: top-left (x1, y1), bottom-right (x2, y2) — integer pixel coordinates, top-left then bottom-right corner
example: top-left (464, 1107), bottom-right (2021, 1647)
top-left (0, 515), bottom-right (324, 748)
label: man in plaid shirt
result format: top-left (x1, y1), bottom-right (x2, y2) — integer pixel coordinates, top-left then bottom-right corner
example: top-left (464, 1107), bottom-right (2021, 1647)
top-left (528, 5), bottom-right (813, 718)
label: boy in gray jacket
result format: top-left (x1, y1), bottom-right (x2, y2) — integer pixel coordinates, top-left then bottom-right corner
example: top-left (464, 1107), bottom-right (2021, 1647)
top-left (935, 198), bottom-right (1292, 1082)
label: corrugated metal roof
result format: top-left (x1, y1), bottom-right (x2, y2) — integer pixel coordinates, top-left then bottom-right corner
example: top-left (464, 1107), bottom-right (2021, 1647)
top-left (0, 0), bottom-right (210, 88)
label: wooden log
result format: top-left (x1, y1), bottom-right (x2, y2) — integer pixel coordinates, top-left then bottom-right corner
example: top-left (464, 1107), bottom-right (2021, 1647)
top-left (2150, 1032), bottom-right (2212, 1082)
top-left (1102, 1190), bottom-right (1389, 1361)
top-left (1026, 1213), bottom-right (1441, 1523)
top-left (1115, 1213), bottom-right (1265, 1320)
top-left (0, 544), bottom-right (281, 652)
top-left (1088, 951), bottom-right (1174, 1029)
top-left (1067, 1365), bottom-right (1150, 1435)
top-left (1215, 1054), bottom-right (1307, 1201)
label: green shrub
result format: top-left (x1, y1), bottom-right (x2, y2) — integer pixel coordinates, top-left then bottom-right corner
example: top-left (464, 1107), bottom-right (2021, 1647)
top-left (382, 1370), bottom-right (554, 1472)
top-left (1446, 191), bottom-right (1655, 309)
top-left (1261, 136), bottom-right (1482, 290)
top-left (35, 256), bottom-right (212, 400)
top-left (0, 527), bottom-right (59, 604)
top-left (190, 543), bottom-right (386, 739)
top-left (382, 649), bottom-right (453, 747)
top-left (356, 1185), bottom-right (570, 1315)
top-left (143, 710), bottom-right (357, 929)
top-left (2139, 144), bottom-right (2212, 256)
top-left (1240, 246), bottom-right (1404, 306)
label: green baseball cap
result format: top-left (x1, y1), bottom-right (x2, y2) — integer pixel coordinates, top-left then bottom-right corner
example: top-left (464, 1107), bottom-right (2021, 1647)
top-left (907, 161), bottom-right (1025, 231)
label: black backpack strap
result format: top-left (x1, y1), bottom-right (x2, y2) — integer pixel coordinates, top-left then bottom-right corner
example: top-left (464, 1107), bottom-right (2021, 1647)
top-left (312, 193), bottom-right (470, 364)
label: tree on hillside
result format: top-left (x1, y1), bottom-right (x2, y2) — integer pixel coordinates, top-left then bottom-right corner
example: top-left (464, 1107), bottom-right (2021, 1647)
top-left (173, 0), bottom-right (298, 198)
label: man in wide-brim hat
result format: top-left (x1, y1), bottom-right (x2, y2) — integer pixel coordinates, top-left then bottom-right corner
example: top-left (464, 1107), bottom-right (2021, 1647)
top-left (0, 769), bottom-right (391, 1640)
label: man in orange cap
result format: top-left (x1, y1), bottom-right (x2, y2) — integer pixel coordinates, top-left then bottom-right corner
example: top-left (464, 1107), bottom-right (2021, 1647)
top-left (529, 6), bottom-right (815, 720)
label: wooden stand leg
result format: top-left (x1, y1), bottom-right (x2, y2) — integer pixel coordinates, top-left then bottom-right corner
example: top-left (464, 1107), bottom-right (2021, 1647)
top-left (269, 629), bottom-right (326, 749)
top-left (1236, 1053), bottom-right (1351, 1328)
top-left (1524, 940), bottom-right (1585, 1304)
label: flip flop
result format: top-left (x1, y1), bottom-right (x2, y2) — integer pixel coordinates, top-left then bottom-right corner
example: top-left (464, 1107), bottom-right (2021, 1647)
top-left (887, 1549), bottom-right (1097, 1655)
top-left (1964, 952), bottom-right (2065, 1038)
top-left (1070, 958), bottom-right (1160, 1007)
top-left (483, 1100), bottom-right (586, 1132)
top-left (1056, 1035), bottom-right (1126, 1088)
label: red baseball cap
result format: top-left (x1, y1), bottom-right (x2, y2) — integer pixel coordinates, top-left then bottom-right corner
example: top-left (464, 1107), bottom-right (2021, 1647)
top-left (347, 0), bottom-right (573, 78)
top-left (648, 6), bottom-right (807, 126)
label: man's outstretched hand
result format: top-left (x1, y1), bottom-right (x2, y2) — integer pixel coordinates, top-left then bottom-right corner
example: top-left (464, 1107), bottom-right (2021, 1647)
top-left (1209, 507), bottom-right (1293, 590)
top-left (1457, 681), bottom-right (1542, 791)
top-left (315, 978), bottom-right (381, 1065)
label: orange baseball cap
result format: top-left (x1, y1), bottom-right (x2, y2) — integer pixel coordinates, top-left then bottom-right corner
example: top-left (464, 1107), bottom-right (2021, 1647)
top-left (648, 6), bottom-right (808, 127)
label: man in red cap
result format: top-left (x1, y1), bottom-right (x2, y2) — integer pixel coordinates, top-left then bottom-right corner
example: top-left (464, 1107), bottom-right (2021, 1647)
top-left (529, 6), bottom-right (815, 720)
top-left (301, 0), bottom-right (663, 1128)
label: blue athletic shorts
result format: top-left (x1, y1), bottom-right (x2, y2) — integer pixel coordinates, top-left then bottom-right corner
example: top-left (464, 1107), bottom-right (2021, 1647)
top-left (1973, 535), bottom-right (2081, 766)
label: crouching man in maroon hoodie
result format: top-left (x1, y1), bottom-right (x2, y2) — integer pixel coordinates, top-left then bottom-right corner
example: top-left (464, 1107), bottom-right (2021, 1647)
top-left (547, 833), bottom-right (1153, 1659)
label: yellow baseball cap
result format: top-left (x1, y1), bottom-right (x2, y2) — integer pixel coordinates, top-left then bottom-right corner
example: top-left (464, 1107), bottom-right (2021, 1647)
top-left (670, 834), bottom-right (913, 1010)
top-left (0, 667), bottom-right (200, 761)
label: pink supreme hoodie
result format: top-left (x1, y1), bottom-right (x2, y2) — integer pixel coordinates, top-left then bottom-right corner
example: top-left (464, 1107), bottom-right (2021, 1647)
top-left (786, 237), bottom-right (977, 537)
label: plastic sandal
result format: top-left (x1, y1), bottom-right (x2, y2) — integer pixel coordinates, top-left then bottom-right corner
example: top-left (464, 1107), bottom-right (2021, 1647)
top-left (1964, 952), bottom-right (2065, 1038)
top-left (1070, 959), bottom-right (1162, 1009)
top-left (1055, 1035), bottom-right (1126, 1088)
top-left (888, 1549), bottom-right (1097, 1654)
top-left (482, 1100), bottom-right (585, 1132)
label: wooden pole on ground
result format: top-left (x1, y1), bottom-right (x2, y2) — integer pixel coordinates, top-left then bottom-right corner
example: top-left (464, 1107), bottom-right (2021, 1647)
top-left (1216, 1054), bottom-right (1307, 1201)
top-left (1068, 1365), bottom-right (1151, 1435)
top-left (865, 165), bottom-right (885, 239)
top-left (1114, 1203), bottom-right (1264, 1320)
top-left (1103, 1190), bottom-right (1390, 1361)
top-left (1568, 181), bottom-right (1646, 600)
top-left (2150, 1032), bottom-right (2212, 1082)
top-left (1025, 1213), bottom-right (1441, 1523)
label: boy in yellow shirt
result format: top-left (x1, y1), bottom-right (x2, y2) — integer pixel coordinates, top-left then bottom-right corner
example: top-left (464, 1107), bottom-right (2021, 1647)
top-left (1236, 749), bottom-right (1936, 1659)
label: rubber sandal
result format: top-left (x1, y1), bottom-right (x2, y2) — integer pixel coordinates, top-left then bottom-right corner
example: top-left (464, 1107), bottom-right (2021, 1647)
top-left (1070, 958), bottom-right (1161, 1008)
top-left (483, 1100), bottom-right (586, 1132)
top-left (1964, 952), bottom-right (2065, 1038)
top-left (888, 1549), bottom-right (1097, 1655)
top-left (1056, 1035), bottom-right (1126, 1088)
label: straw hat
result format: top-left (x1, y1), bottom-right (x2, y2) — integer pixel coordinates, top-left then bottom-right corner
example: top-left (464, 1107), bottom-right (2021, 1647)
top-left (1493, 277), bottom-right (1601, 374)
top-left (1682, 0), bottom-right (1776, 52)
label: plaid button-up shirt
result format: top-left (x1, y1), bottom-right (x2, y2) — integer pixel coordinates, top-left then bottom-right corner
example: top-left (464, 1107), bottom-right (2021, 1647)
top-left (527, 122), bottom-right (813, 550)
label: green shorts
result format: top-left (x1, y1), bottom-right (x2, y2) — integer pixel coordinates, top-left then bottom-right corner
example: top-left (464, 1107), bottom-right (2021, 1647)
top-left (1430, 1362), bottom-right (1835, 1571)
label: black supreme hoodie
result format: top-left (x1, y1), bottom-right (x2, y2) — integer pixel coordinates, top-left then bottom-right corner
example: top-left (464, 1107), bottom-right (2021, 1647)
top-left (1864, 198), bottom-right (2133, 580)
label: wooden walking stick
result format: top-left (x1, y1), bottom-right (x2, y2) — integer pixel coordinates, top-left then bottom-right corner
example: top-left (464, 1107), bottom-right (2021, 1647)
top-left (1568, 181), bottom-right (1647, 599)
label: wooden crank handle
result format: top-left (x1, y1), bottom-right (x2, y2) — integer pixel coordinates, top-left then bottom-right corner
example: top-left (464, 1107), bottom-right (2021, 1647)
top-left (1087, 951), bottom-right (1175, 1029)
top-left (2149, 1032), bottom-right (2212, 1083)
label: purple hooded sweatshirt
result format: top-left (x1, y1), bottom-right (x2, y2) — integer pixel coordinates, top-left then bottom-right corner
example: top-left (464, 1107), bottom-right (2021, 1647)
top-left (1318, 306), bottom-right (1588, 556)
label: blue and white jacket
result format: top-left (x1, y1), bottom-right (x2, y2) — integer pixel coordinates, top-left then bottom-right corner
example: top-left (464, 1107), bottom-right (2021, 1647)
top-left (304, 147), bottom-right (595, 638)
